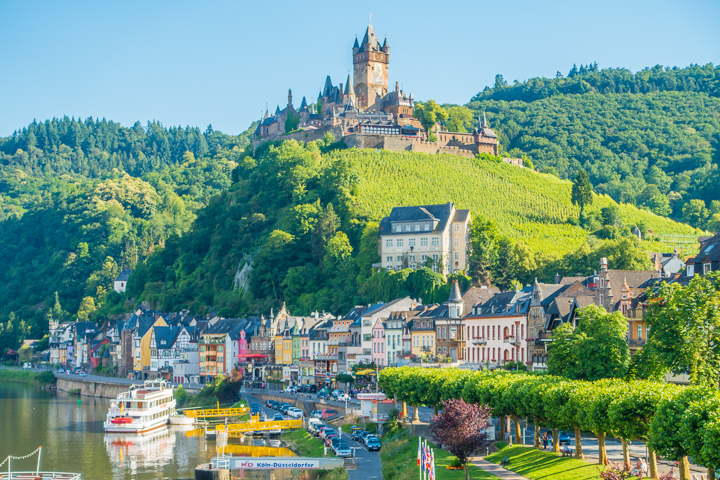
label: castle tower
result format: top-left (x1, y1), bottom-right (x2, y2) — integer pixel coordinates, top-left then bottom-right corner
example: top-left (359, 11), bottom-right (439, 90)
top-left (353, 24), bottom-right (389, 110)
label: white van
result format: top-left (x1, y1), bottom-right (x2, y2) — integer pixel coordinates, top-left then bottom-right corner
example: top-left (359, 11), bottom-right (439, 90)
top-left (307, 418), bottom-right (323, 434)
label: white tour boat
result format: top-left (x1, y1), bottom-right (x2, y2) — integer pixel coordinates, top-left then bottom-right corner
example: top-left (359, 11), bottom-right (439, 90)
top-left (103, 380), bottom-right (176, 434)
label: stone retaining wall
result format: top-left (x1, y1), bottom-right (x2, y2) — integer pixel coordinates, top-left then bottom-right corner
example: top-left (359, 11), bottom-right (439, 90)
top-left (57, 377), bottom-right (129, 398)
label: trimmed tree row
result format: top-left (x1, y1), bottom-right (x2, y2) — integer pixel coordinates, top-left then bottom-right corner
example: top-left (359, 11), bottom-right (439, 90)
top-left (378, 366), bottom-right (720, 480)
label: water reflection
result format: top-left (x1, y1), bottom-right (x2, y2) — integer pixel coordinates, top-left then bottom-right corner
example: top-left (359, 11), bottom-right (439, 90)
top-left (0, 383), bottom-right (317, 480)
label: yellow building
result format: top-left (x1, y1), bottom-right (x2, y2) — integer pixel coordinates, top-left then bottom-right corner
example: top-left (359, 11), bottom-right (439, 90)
top-left (135, 316), bottom-right (167, 372)
top-left (275, 320), bottom-right (293, 365)
top-left (410, 318), bottom-right (436, 356)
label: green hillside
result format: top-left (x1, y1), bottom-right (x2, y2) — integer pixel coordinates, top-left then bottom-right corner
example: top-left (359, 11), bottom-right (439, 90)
top-left (345, 149), bottom-right (701, 256)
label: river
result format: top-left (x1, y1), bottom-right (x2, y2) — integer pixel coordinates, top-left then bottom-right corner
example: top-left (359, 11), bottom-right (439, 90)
top-left (0, 383), bottom-right (298, 480)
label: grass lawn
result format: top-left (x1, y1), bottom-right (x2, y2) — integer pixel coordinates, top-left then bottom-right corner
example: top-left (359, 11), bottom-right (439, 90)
top-left (382, 436), bottom-right (500, 480)
top-left (486, 445), bottom-right (636, 480)
top-left (280, 428), bottom-right (326, 457)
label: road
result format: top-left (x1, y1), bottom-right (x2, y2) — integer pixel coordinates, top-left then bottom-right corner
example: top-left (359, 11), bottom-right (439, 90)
top-left (1, 365), bottom-right (202, 391)
top-left (241, 390), bottom-right (382, 480)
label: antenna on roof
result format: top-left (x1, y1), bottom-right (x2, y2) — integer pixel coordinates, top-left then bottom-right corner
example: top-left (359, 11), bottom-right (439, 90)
top-left (369, 12), bottom-right (372, 24)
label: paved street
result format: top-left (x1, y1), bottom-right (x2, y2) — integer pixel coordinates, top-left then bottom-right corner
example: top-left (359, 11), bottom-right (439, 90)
top-left (241, 390), bottom-right (383, 480)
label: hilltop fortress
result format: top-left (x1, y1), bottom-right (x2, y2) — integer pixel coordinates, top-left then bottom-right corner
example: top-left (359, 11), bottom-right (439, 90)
top-left (253, 24), bottom-right (501, 159)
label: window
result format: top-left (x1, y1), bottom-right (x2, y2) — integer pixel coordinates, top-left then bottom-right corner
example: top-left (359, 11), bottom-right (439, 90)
top-left (432, 254), bottom-right (439, 262)
top-left (432, 237), bottom-right (440, 246)
top-left (454, 252), bottom-right (459, 260)
top-left (704, 263), bottom-right (711, 275)
top-left (409, 238), bottom-right (416, 247)
top-left (454, 238), bottom-right (459, 246)
top-left (405, 225), bottom-right (411, 232)
top-left (637, 325), bottom-right (643, 340)
top-left (396, 255), bottom-right (403, 262)
top-left (424, 224), bottom-right (430, 231)
top-left (385, 239), bottom-right (393, 247)
top-left (421, 254), bottom-right (428, 262)
top-left (687, 265), bottom-right (694, 276)
top-left (454, 223), bottom-right (459, 231)
top-left (386, 256), bottom-right (392, 263)
top-left (420, 238), bottom-right (428, 246)
top-left (408, 255), bottom-right (416, 262)
top-left (414, 225), bottom-right (420, 231)
top-left (396, 226), bottom-right (401, 232)
top-left (397, 239), bottom-right (404, 247)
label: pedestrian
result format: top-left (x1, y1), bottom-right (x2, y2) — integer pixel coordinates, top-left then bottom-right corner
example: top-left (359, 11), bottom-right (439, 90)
top-left (541, 433), bottom-right (548, 450)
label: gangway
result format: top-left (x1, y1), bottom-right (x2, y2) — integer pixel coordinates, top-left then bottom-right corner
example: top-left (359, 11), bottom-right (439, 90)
top-left (183, 406), bottom-right (250, 419)
top-left (211, 455), bottom-right (344, 470)
top-left (216, 418), bottom-right (302, 438)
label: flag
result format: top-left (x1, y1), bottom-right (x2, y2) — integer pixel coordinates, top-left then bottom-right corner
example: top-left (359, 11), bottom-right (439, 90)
top-left (430, 449), bottom-right (435, 480)
top-left (424, 442), bottom-right (431, 472)
top-left (417, 437), bottom-right (422, 466)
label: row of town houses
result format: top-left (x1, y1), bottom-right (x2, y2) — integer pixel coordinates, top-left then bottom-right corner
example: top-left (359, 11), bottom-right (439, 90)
top-left (47, 231), bottom-right (720, 385)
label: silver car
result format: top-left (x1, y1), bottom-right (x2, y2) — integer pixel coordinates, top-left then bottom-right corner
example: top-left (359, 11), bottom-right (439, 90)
top-left (334, 442), bottom-right (353, 457)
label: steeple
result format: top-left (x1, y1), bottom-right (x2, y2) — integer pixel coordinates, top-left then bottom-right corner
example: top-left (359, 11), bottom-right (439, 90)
top-left (299, 96), bottom-right (308, 111)
top-left (480, 110), bottom-right (489, 129)
top-left (448, 279), bottom-right (463, 303)
top-left (353, 35), bottom-right (359, 52)
top-left (323, 76), bottom-right (333, 97)
top-left (360, 24), bottom-right (379, 51)
top-left (287, 88), bottom-right (293, 109)
top-left (345, 74), bottom-right (355, 96)
top-left (382, 36), bottom-right (389, 53)
top-left (263, 109), bottom-right (269, 119)
top-left (275, 105), bottom-right (280, 116)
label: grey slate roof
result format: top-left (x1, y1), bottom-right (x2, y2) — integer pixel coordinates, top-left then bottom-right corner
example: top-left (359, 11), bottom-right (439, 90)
top-left (115, 268), bottom-right (132, 282)
top-left (379, 203), bottom-right (468, 236)
top-left (154, 326), bottom-right (183, 349)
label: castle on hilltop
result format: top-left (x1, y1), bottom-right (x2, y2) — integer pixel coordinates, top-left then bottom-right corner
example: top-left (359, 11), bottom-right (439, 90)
top-left (254, 24), bottom-right (500, 158)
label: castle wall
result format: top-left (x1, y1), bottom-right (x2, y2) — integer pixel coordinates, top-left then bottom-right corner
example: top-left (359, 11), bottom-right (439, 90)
top-left (253, 125), bottom-right (344, 151)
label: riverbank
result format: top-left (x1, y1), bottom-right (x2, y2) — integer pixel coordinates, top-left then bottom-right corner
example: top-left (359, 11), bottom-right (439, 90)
top-left (0, 367), bottom-right (55, 387)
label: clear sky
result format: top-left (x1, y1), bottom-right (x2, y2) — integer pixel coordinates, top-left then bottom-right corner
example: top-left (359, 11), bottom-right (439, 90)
top-left (1, 0), bottom-right (718, 137)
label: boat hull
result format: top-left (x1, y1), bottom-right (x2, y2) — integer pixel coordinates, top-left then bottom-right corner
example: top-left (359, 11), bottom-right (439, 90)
top-left (103, 416), bottom-right (170, 434)
top-left (168, 415), bottom-right (195, 426)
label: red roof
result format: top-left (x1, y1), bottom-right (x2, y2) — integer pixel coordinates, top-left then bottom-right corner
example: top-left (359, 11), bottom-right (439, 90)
top-left (236, 353), bottom-right (268, 359)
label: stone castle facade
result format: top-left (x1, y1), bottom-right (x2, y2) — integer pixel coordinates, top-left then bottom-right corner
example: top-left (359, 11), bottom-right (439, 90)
top-left (254, 24), bottom-right (499, 158)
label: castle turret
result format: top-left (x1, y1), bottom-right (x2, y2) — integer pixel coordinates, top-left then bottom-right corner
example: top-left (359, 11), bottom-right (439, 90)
top-left (353, 36), bottom-right (359, 55)
top-left (287, 89), bottom-right (293, 109)
top-left (353, 24), bottom-right (389, 110)
top-left (382, 36), bottom-right (389, 54)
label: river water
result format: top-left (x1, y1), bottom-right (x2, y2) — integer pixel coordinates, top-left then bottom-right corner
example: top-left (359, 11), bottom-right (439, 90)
top-left (0, 383), bottom-right (299, 480)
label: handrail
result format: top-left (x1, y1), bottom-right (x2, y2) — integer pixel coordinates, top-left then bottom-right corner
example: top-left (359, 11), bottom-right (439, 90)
top-left (0, 473), bottom-right (81, 479)
top-left (184, 406), bottom-right (250, 419)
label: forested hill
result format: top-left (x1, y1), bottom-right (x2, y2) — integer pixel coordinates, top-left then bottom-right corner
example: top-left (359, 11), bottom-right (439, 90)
top-left (0, 118), bottom-right (255, 351)
top-left (0, 118), bottom-right (255, 220)
top-left (455, 63), bottom-right (720, 229)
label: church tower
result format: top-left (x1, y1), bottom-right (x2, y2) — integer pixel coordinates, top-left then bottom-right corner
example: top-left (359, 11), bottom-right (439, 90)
top-left (353, 24), bottom-right (389, 110)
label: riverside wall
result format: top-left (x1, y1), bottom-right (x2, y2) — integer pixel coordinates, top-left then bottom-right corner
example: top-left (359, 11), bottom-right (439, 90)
top-left (56, 377), bottom-right (131, 398)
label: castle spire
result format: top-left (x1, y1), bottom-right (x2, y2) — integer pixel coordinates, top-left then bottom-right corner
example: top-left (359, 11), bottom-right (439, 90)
top-left (345, 74), bottom-right (355, 96)
top-left (481, 110), bottom-right (489, 128)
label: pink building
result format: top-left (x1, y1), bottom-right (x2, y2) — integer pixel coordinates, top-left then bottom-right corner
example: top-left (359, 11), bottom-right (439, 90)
top-left (372, 318), bottom-right (386, 367)
top-left (463, 291), bottom-right (528, 367)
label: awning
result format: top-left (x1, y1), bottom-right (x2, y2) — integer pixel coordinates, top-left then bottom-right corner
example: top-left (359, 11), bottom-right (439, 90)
top-left (355, 369), bottom-right (375, 375)
top-left (236, 354), bottom-right (268, 359)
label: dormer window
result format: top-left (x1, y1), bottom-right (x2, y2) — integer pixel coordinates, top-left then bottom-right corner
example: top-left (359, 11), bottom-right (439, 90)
top-left (687, 265), bottom-right (694, 276)
top-left (424, 224), bottom-right (430, 231)
top-left (704, 263), bottom-right (711, 275)
top-left (396, 225), bottom-right (401, 232)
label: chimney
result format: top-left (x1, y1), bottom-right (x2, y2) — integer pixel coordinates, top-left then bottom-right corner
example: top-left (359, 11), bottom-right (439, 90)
top-left (554, 273), bottom-right (561, 284)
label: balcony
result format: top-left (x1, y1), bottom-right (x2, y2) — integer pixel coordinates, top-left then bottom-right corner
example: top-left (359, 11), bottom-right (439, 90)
top-left (629, 338), bottom-right (647, 347)
top-left (503, 336), bottom-right (521, 345)
top-left (471, 337), bottom-right (487, 346)
top-left (539, 330), bottom-right (553, 340)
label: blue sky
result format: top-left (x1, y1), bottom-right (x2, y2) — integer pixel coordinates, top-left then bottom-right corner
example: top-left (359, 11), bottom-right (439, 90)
top-left (1, 0), bottom-right (718, 137)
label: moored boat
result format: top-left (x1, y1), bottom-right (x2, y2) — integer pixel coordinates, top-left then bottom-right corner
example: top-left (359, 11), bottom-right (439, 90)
top-left (103, 380), bottom-right (176, 434)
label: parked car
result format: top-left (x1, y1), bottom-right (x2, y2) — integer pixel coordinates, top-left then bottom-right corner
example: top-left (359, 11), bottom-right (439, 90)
top-left (366, 436), bottom-right (381, 451)
top-left (318, 390), bottom-right (329, 399)
top-left (273, 413), bottom-right (284, 421)
top-left (330, 436), bottom-right (341, 451)
top-left (58, 368), bottom-right (65, 374)
top-left (281, 404), bottom-right (293, 415)
top-left (359, 431), bottom-right (373, 444)
top-left (265, 400), bottom-right (274, 408)
top-left (314, 426), bottom-right (328, 438)
top-left (331, 389), bottom-right (344, 399)
top-left (558, 431), bottom-right (571, 445)
top-left (352, 429), bottom-right (367, 441)
top-left (287, 407), bottom-right (303, 418)
top-left (284, 386), bottom-right (297, 393)
top-left (334, 442), bottom-right (353, 457)
top-left (322, 409), bottom-right (338, 419)
top-left (308, 385), bottom-right (317, 393)
top-left (311, 410), bottom-right (323, 419)
top-left (325, 434), bottom-right (338, 447)
top-left (320, 428), bottom-right (336, 440)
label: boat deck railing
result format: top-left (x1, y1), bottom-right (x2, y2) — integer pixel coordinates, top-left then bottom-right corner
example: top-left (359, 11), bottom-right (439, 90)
top-left (0, 472), bottom-right (81, 479)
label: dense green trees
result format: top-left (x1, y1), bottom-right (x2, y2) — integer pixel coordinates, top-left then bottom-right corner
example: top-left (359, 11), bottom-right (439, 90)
top-left (464, 64), bottom-right (720, 227)
top-left (643, 272), bottom-right (720, 387)
top-left (547, 305), bottom-right (630, 381)
top-left (379, 367), bottom-right (720, 479)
